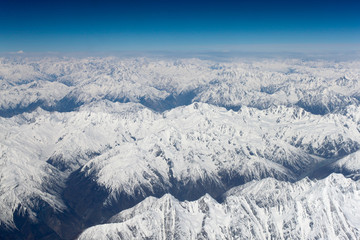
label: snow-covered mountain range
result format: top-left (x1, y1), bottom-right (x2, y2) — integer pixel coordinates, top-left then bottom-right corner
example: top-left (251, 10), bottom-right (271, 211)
top-left (0, 56), bottom-right (360, 239)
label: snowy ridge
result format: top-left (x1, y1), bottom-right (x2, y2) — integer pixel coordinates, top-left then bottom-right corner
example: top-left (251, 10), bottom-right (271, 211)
top-left (78, 173), bottom-right (360, 240)
top-left (77, 102), bottom-right (359, 204)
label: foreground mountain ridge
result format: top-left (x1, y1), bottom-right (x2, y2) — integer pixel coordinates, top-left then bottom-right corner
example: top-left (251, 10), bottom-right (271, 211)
top-left (78, 173), bottom-right (360, 240)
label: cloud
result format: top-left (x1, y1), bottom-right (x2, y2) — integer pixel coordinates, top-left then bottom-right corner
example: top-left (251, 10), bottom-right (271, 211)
top-left (17, 50), bottom-right (24, 54)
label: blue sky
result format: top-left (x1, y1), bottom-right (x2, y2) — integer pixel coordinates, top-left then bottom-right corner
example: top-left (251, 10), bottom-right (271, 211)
top-left (1, 0), bottom-right (360, 52)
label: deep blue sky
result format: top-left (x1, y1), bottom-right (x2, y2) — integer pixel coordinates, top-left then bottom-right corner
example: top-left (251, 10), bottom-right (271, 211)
top-left (1, 0), bottom-right (360, 52)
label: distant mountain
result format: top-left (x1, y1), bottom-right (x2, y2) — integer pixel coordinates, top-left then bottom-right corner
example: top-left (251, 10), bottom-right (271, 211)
top-left (1, 57), bottom-right (359, 117)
